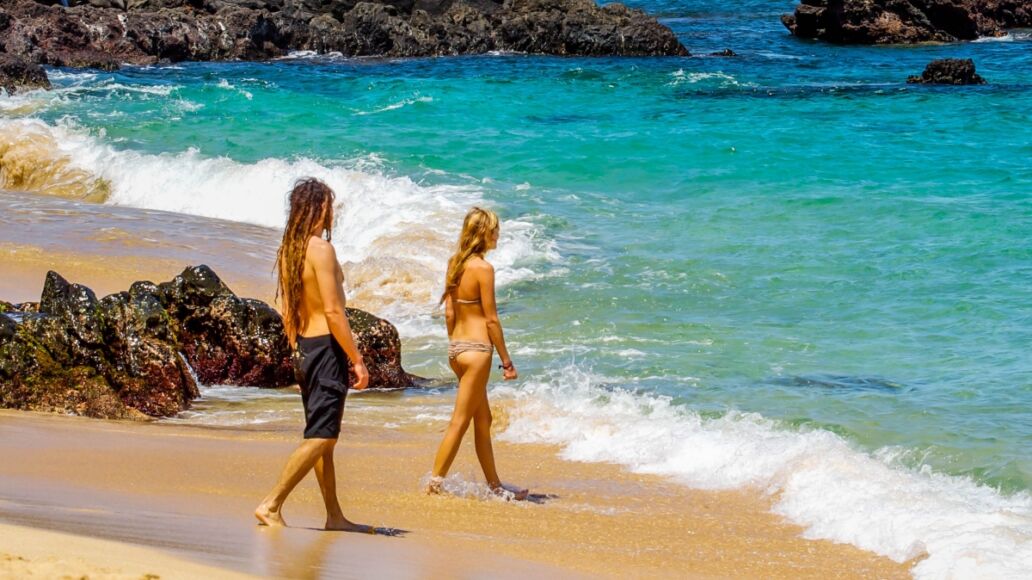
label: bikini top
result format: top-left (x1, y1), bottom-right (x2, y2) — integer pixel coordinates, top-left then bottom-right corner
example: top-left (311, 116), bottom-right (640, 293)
top-left (454, 297), bottom-right (480, 304)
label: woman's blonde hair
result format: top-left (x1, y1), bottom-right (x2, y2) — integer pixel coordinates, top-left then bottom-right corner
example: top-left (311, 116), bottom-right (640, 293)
top-left (440, 206), bottom-right (499, 304)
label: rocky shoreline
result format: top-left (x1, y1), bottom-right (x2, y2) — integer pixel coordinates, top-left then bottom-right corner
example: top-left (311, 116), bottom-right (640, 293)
top-left (782, 0), bottom-right (1031, 44)
top-left (0, 266), bottom-right (413, 420)
top-left (0, 0), bottom-right (686, 73)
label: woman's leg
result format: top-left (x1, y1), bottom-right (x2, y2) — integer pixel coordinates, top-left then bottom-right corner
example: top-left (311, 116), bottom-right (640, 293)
top-left (429, 351), bottom-right (493, 484)
top-left (472, 392), bottom-right (500, 488)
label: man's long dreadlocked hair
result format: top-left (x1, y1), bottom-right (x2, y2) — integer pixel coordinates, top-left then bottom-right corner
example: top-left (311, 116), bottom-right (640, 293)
top-left (276, 178), bottom-right (336, 346)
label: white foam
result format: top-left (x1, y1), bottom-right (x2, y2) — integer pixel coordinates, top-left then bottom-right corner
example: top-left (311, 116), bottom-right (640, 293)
top-left (0, 118), bottom-right (556, 327)
top-left (353, 94), bottom-right (433, 116)
top-left (215, 79), bottom-right (253, 100)
top-left (495, 364), bottom-right (1032, 579)
top-left (667, 70), bottom-right (749, 88)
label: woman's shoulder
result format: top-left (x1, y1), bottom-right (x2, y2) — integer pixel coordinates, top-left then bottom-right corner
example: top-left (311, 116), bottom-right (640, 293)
top-left (466, 256), bottom-right (494, 273)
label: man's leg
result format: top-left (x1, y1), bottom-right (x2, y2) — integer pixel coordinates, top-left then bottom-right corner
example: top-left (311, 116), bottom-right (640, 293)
top-left (313, 441), bottom-right (374, 532)
top-left (255, 438), bottom-right (335, 526)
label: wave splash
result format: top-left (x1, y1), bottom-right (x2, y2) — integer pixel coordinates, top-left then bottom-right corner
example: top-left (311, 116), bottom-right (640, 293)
top-left (0, 118), bottom-right (556, 325)
top-left (496, 364), bottom-right (1032, 579)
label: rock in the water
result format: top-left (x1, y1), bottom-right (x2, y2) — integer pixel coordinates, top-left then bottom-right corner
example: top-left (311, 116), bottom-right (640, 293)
top-left (0, 53), bottom-right (51, 94)
top-left (0, 266), bottom-right (414, 420)
top-left (157, 266), bottom-right (295, 388)
top-left (709, 48), bottom-right (736, 57)
top-left (907, 58), bottom-right (986, 84)
top-left (343, 307), bottom-right (411, 389)
top-left (781, 0), bottom-right (1031, 44)
top-left (0, 0), bottom-right (686, 68)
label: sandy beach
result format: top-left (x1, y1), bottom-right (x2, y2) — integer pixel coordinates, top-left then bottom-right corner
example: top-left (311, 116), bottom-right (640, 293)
top-left (0, 190), bottom-right (919, 578)
top-left (0, 409), bottom-right (913, 579)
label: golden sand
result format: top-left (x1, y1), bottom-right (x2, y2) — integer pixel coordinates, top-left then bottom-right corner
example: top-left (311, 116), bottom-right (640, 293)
top-left (0, 242), bottom-right (276, 305)
top-left (0, 411), bottom-right (913, 578)
top-left (0, 192), bottom-right (914, 577)
top-left (0, 522), bottom-right (255, 580)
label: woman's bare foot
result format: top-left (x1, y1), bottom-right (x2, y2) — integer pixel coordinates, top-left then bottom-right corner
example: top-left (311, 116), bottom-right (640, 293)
top-left (255, 502), bottom-right (287, 526)
top-left (491, 483), bottom-right (529, 501)
top-left (425, 476), bottom-right (444, 495)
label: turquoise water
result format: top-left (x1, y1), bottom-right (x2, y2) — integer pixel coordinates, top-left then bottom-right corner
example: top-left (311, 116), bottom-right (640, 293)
top-left (2, 1), bottom-right (1031, 572)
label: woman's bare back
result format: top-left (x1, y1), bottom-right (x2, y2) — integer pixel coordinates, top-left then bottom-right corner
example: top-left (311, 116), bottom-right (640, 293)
top-left (449, 258), bottom-right (491, 343)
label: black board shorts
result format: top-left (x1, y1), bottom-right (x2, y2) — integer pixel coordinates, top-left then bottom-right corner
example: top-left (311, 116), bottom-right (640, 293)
top-left (297, 334), bottom-right (350, 439)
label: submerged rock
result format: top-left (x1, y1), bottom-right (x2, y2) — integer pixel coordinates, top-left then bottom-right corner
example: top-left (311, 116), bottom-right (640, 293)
top-left (0, 53), bottom-right (51, 94)
top-left (781, 0), bottom-right (1031, 44)
top-left (0, 0), bottom-right (686, 69)
top-left (0, 265), bottom-right (414, 420)
top-left (907, 58), bottom-right (986, 85)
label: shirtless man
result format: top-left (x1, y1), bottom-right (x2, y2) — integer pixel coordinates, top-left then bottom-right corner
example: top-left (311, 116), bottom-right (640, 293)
top-left (255, 178), bottom-right (370, 531)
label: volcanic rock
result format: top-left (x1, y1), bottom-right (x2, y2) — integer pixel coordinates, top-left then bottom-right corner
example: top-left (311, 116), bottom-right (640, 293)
top-left (0, 53), bottom-right (50, 94)
top-left (0, 0), bottom-right (687, 70)
top-left (0, 266), bottom-right (414, 420)
top-left (907, 58), bottom-right (986, 84)
top-left (781, 0), bottom-right (1031, 44)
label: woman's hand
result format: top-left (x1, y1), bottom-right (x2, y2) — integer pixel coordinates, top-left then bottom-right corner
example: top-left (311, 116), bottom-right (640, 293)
top-left (502, 361), bottom-right (518, 381)
top-left (353, 361), bottom-right (370, 390)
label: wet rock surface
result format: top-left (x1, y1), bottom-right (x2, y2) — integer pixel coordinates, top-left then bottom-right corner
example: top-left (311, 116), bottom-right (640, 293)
top-left (0, 0), bottom-right (687, 70)
top-left (781, 0), bottom-right (1031, 44)
top-left (0, 53), bottom-right (51, 94)
top-left (0, 266), bottom-right (414, 420)
top-left (907, 58), bottom-right (986, 84)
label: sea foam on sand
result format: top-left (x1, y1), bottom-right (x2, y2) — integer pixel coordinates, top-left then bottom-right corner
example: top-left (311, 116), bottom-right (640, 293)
top-left (496, 364), bottom-right (1032, 579)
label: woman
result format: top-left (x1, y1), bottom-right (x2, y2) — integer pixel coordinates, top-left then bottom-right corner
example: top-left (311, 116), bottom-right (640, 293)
top-left (255, 178), bottom-right (370, 530)
top-left (427, 207), bottom-right (527, 500)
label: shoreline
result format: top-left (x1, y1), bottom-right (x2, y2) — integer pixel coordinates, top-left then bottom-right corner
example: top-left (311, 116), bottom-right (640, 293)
top-left (0, 409), bottom-right (913, 578)
top-left (0, 521), bottom-right (255, 580)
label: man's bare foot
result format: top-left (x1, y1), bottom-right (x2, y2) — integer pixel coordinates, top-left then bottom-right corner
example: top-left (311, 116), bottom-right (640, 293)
top-left (491, 483), bottom-right (529, 501)
top-left (326, 516), bottom-right (375, 533)
top-left (255, 502), bottom-right (286, 527)
top-left (425, 476), bottom-right (444, 496)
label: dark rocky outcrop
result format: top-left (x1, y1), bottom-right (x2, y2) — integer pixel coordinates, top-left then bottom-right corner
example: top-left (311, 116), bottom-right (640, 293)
top-left (781, 0), bottom-right (1031, 44)
top-left (708, 48), bottom-right (736, 57)
top-left (907, 58), bottom-right (986, 84)
top-left (0, 266), bottom-right (413, 420)
top-left (0, 53), bottom-right (50, 94)
top-left (0, 0), bottom-right (686, 70)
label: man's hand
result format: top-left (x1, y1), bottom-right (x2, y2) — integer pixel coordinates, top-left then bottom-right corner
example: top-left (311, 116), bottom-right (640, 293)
top-left (353, 361), bottom-right (370, 390)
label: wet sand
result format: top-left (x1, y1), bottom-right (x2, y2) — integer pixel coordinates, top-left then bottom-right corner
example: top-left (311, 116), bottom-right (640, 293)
top-left (0, 410), bottom-right (913, 578)
top-left (0, 522), bottom-right (254, 580)
top-left (0, 190), bottom-right (914, 577)
top-left (0, 190), bottom-right (280, 304)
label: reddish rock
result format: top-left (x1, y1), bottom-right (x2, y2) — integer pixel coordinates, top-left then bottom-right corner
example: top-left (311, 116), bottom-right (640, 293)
top-left (0, 266), bottom-right (414, 420)
top-left (0, 53), bottom-right (50, 94)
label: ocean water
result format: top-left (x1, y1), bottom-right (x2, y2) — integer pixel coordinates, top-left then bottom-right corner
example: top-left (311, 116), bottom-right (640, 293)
top-left (1, 0), bottom-right (1031, 576)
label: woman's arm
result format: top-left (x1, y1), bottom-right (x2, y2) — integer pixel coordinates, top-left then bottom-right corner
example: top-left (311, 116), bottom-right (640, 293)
top-left (478, 261), bottom-right (517, 380)
top-left (444, 293), bottom-right (456, 337)
top-left (310, 239), bottom-right (370, 390)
